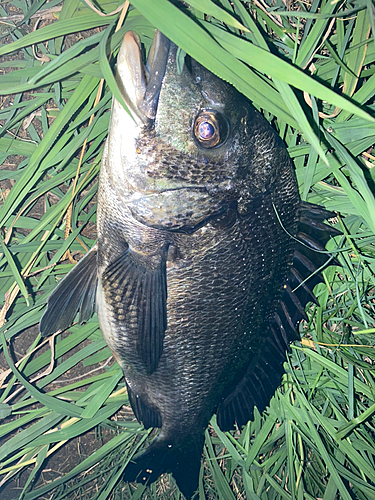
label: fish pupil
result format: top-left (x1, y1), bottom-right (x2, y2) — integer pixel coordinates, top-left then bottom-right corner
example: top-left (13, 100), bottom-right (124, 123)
top-left (199, 121), bottom-right (214, 139)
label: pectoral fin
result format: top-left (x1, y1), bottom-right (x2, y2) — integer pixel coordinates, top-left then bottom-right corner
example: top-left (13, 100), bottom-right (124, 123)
top-left (40, 246), bottom-right (98, 336)
top-left (102, 248), bottom-right (167, 375)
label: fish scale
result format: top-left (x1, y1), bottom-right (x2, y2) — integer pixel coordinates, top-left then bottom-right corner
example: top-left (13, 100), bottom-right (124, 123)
top-left (39, 30), bottom-right (339, 499)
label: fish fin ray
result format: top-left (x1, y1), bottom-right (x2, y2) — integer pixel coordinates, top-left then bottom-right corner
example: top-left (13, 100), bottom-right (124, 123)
top-left (102, 248), bottom-right (167, 375)
top-left (287, 202), bottom-right (339, 321)
top-left (127, 383), bottom-right (162, 428)
top-left (299, 215), bottom-right (340, 240)
top-left (216, 320), bottom-right (290, 431)
top-left (39, 246), bottom-right (98, 336)
top-left (299, 201), bottom-right (337, 222)
top-left (123, 435), bottom-right (203, 499)
top-left (290, 202), bottom-right (339, 307)
top-left (217, 202), bottom-right (339, 431)
top-left (289, 267), bottom-right (319, 306)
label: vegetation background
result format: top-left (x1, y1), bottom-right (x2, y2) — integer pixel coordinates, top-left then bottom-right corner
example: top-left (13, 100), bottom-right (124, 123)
top-left (0, 0), bottom-right (375, 498)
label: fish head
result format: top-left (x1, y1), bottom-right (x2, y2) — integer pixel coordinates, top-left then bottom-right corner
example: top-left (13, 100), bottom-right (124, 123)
top-left (105, 30), bottom-right (288, 231)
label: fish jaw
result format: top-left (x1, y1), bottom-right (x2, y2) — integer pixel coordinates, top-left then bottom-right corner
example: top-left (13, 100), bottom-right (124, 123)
top-left (115, 30), bottom-right (170, 126)
top-left (106, 30), bottom-right (203, 200)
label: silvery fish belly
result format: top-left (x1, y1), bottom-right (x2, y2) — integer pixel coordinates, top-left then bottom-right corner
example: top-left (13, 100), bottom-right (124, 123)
top-left (40, 30), bottom-right (338, 499)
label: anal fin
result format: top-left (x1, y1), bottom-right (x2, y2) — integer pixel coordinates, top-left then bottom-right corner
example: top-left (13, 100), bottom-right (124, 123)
top-left (39, 246), bottom-right (98, 336)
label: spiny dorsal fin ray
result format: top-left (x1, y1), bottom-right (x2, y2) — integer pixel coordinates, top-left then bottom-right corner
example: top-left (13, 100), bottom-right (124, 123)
top-left (299, 201), bottom-right (336, 220)
top-left (102, 248), bottom-right (167, 375)
top-left (289, 267), bottom-right (319, 306)
top-left (297, 231), bottom-right (330, 253)
top-left (293, 250), bottom-right (324, 286)
top-left (283, 284), bottom-right (309, 324)
top-left (216, 203), bottom-right (339, 431)
top-left (299, 215), bottom-right (341, 240)
top-left (39, 246), bottom-right (98, 337)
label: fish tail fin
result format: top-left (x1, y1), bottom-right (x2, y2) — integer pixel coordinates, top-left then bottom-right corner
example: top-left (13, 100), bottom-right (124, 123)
top-left (123, 435), bottom-right (203, 499)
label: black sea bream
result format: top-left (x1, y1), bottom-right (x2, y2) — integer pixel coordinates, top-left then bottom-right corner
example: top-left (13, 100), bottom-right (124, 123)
top-left (40, 30), bottom-right (338, 499)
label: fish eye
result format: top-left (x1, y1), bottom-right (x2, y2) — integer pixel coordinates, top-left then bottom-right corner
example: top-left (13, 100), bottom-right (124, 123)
top-left (193, 110), bottom-right (228, 148)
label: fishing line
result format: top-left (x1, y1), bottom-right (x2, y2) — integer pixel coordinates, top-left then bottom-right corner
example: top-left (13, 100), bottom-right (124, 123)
top-left (272, 202), bottom-right (348, 255)
top-left (272, 202), bottom-right (345, 293)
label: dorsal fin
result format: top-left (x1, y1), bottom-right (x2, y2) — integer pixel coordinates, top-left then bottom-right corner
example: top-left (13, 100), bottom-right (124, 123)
top-left (216, 202), bottom-right (339, 431)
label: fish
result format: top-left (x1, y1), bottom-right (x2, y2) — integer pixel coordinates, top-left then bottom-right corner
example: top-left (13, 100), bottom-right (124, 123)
top-left (39, 29), bottom-right (339, 499)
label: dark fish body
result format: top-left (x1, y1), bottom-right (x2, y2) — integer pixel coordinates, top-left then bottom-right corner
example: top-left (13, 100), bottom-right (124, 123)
top-left (40, 30), bottom-right (338, 499)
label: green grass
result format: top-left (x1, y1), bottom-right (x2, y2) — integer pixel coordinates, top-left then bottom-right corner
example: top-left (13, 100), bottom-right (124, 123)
top-left (0, 0), bottom-right (375, 498)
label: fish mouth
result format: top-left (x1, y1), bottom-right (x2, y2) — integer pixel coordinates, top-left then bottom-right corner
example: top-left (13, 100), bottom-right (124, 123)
top-left (116, 30), bottom-right (170, 126)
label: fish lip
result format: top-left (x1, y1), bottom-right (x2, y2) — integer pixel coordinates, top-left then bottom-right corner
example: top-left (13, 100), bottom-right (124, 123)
top-left (116, 30), bottom-right (170, 125)
top-left (139, 31), bottom-right (170, 122)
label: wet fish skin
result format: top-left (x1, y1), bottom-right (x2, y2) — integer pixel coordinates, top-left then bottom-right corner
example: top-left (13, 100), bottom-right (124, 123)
top-left (39, 30), bottom-right (338, 499)
top-left (99, 31), bottom-right (300, 497)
